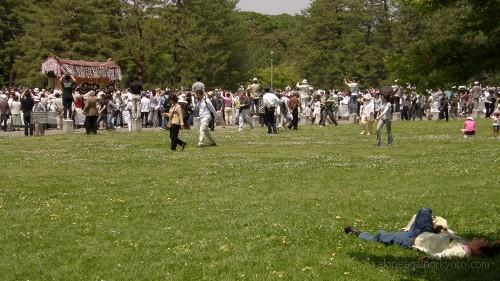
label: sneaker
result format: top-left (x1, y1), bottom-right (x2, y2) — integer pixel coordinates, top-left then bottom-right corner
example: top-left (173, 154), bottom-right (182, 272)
top-left (197, 143), bottom-right (203, 148)
top-left (181, 143), bottom-right (187, 151)
top-left (360, 131), bottom-right (365, 135)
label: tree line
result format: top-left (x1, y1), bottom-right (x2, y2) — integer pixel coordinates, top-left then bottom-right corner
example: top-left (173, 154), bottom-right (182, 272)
top-left (0, 0), bottom-right (498, 90)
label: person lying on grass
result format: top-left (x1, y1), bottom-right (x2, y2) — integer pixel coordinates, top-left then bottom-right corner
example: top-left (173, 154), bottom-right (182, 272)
top-left (344, 208), bottom-right (500, 259)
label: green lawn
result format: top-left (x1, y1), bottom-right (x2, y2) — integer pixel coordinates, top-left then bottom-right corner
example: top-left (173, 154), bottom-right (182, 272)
top-left (1, 119), bottom-right (498, 281)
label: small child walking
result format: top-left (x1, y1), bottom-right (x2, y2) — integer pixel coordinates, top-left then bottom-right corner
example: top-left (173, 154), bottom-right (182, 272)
top-left (492, 110), bottom-right (499, 138)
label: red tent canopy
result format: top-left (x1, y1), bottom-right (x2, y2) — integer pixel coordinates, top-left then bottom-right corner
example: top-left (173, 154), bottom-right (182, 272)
top-left (41, 56), bottom-right (122, 84)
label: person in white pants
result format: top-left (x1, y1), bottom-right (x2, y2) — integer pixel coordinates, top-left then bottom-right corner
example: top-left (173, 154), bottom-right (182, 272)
top-left (195, 90), bottom-right (217, 147)
top-left (122, 97), bottom-right (132, 131)
top-left (238, 92), bottom-right (253, 131)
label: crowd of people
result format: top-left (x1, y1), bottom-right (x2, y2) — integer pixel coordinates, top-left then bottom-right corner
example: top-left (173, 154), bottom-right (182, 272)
top-left (1, 77), bottom-right (499, 142)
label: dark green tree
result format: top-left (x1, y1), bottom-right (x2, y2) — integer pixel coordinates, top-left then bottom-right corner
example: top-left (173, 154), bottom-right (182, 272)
top-left (296, 0), bottom-right (394, 89)
top-left (236, 12), bottom-right (301, 80)
top-left (387, 0), bottom-right (500, 87)
top-left (170, 0), bottom-right (245, 89)
top-left (0, 0), bottom-right (22, 86)
top-left (11, 0), bottom-right (124, 87)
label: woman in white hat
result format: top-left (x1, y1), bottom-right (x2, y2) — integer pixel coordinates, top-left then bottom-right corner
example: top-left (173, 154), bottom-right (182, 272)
top-left (178, 94), bottom-right (191, 130)
top-left (360, 93), bottom-right (374, 135)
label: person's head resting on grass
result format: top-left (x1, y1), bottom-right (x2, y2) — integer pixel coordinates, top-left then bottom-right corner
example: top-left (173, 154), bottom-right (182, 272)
top-left (469, 239), bottom-right (500, 258)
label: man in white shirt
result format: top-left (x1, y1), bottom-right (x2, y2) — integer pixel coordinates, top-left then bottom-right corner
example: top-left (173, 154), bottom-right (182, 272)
top-left (345, 77), bottom-right (359, 114)
top-left (296, 79), bottom-right (311, 115)
top-left (195, 91), bottom-right (217, 147)
top-left (262, 89), bottom-right (281, 134)
top-left (470, 81), bottom-right (481, 111)
top-left (140, 94), bottom-right (150, 127)
top-left (281, 93), bottom-right (290, 126)
top-left (484, 88), bottom-right (493, 117)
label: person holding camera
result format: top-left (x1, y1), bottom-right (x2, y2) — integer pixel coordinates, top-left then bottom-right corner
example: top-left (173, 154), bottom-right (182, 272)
top-left (130, 75), bottom-right (143, 120)
top-left (247, 78), bottom-right (261, 116)
top-left (345, 77), bottom-right (359, 114)
top-left (164, 94), bottom-right (187, 151)
top-left (60, 74), bottom-right (76, 119)
top-left (20, 89), bottom-right (35, 136)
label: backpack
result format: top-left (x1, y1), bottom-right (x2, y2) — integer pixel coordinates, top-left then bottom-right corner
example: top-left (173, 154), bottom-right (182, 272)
top-left (161, 95), bottom-right (170, 111)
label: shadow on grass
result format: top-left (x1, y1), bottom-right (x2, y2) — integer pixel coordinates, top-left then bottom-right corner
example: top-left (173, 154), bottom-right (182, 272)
top-left (349, 251), bottom-right (499, 281)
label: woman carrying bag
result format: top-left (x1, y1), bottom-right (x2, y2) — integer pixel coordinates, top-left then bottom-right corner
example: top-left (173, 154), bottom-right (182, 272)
top-left (164, 94), bottom-right (187, 151)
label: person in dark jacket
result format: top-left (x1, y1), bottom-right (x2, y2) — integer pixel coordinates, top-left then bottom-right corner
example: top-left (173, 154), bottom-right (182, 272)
top-left (439, 93), bottom-right (449, 122)
top-left (238, 92), bottom-right (253, 131)
top-left (20, 89), bottom-right (35, 136)
top-left (0, 96), bottom-right (10, 131)
top-left (287, 93), bottom-right (299, 130)
top-left (60, 74), bottom-right (76, 119)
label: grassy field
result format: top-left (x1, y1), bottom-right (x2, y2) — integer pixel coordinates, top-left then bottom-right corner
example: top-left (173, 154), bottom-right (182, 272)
top-left (1, 119), bottom-right (498, 281)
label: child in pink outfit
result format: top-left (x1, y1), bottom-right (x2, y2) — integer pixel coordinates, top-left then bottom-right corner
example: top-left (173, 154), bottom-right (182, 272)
top-left (461, 117), bottom-right (476, 138)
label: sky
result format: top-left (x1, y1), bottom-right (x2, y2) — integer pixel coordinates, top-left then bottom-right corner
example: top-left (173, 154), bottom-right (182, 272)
top-left (236, 0), bottom-right (311, 15)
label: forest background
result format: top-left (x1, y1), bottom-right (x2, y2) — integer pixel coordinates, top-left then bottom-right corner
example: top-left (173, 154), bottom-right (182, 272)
top-left (0, 0), bottom-right (499, 90)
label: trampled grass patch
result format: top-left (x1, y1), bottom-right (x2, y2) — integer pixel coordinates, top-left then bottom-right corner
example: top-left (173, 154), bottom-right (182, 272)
top-left (1, 119), bottom-right (498, 280)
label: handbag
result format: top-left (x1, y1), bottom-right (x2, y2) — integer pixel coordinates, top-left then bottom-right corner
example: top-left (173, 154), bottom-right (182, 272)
top-left (204, 99), bottom-right (215, 130)
top-left (165, 105), bottom-right (178, 129)
top-left (165, 119), bottom-right (172, 129)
